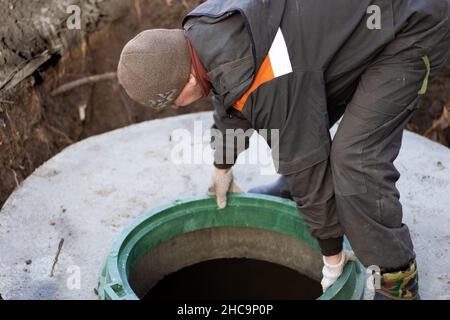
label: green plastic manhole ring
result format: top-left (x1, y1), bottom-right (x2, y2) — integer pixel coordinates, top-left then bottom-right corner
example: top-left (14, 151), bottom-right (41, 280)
top-left (98, 193), bottom-right (365, 300)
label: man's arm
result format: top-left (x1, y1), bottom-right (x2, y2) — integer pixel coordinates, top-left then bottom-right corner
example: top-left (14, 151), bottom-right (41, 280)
top-left (211, 104), bottom-right (253, 170)
top-left (208, 101), bottom-right (253, 208)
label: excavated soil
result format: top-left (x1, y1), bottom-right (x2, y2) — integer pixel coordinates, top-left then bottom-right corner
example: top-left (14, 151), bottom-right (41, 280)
top-left (0, 0), bottom-right (206, 207)
top-left (410, 63), bottom-right (450, 143)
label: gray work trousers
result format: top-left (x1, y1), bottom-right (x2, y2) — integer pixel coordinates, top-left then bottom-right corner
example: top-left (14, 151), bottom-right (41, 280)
top-left (285, 26), bottom-right (450, 270)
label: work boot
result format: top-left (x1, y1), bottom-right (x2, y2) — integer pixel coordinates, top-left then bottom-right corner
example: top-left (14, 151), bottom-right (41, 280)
top-left (374, 260), bottom-right (420, 300)
top-left (248, 176), bottom-right (293, 200)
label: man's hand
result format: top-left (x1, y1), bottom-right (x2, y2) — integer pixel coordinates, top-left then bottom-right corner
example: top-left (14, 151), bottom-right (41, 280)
top-left (208, 167), bottom-right (242, 209)
top-left (321, 250), bottom-right (357, 292)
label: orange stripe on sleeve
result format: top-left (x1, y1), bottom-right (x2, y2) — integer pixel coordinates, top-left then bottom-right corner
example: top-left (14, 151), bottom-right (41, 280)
top-left (234, 55), bottom-right (275, 111)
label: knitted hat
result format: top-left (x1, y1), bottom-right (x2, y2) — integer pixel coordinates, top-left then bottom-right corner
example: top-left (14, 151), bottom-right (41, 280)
top-left (117, 29), bottom-right (191, 109)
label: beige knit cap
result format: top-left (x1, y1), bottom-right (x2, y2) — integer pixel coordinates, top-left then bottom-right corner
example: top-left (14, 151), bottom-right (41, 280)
top-left (117, 29), bottom-right (191, 109)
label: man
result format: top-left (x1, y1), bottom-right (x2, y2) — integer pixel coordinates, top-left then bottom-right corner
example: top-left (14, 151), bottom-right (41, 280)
top-left (118, 0), bottom-right (450, 300)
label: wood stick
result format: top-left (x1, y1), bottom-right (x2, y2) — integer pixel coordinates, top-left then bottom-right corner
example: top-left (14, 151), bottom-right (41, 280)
top-left (51, 72), bottom-right (117, 96)
top-left (50, 238), bottom-right (65, 277)
top-left (9, 168), bottom-right (20, 188)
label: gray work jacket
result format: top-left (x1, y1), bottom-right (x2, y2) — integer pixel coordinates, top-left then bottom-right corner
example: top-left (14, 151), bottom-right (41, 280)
top-left (183, 0), bottom-right (449, 174)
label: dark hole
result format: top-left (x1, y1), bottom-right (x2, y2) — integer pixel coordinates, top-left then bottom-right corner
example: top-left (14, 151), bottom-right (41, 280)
top-left (143, 258), bottom-right (322, 300)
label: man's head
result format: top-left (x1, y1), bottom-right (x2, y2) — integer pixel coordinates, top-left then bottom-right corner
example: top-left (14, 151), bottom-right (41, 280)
top-left (118, 29), bottom-right (203, 109)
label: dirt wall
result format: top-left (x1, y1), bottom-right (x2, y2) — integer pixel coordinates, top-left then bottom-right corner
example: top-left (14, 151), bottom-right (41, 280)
top-left (0, 0), bottom-right (207, 207)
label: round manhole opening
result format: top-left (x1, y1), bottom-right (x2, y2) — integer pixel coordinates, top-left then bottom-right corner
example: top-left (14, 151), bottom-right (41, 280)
top-left (99, 194), bottom-right (365, 300)
top-left (143, 257), bottom-right (323, 300)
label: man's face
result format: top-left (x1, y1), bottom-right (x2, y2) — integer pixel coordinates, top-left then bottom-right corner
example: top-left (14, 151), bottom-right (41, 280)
top-left (172, 67), bottom-right (204, 108)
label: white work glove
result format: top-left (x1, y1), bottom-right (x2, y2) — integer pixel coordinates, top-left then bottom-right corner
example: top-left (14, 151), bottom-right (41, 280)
top-left (208, 168), bottom-right (242, 209)
top-left (321, 250), bottom-right (357, 292)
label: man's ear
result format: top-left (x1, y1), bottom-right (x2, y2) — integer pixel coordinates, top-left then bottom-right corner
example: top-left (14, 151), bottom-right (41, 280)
top-left (188, 72), bottom-right (198, 86)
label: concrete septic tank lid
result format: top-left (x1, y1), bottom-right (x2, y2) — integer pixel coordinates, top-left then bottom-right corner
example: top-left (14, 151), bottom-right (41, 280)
top-left (0, 112), bottom-right (450, 300)
top-left (98, 194), bottom-right (364, 300)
